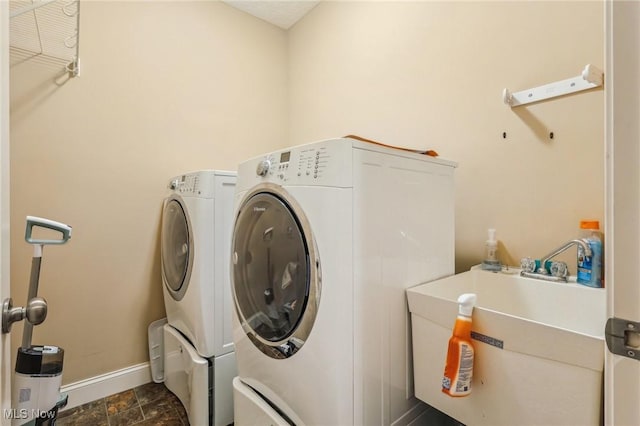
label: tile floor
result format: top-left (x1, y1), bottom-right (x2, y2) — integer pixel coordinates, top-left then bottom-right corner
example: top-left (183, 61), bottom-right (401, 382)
top-left (55, 381), bottom-right (462, 426)
top-left (56, 382), bottom-right (189, 426)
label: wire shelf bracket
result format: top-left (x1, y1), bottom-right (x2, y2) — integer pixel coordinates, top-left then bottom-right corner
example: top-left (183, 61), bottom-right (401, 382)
top-left (503, 64), bottom-right (603, 107)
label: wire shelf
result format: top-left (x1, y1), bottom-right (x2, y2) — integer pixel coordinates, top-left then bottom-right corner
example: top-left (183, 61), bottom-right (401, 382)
top-left (10, 0), bottom-right (80, 77)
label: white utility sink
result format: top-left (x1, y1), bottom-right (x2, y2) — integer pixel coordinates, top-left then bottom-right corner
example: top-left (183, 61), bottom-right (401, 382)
top-left (407, 266), bottom-right (606, 426)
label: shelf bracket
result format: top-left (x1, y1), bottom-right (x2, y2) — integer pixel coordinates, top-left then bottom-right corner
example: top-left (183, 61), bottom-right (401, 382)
top-left (65, 58), bottom-right (80, 78)
top-left (503, 64), bottom-right (603, 107)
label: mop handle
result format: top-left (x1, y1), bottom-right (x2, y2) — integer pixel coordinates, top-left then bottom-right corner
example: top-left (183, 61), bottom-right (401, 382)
top-left (21, 217), bottom-right (72, 349)
top-left (25, 216), bottom-right (72, 245)
top-left (21, 248), bottom-right (42, 349)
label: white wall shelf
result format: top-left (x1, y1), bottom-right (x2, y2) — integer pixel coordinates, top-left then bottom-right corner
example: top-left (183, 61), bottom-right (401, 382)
top-left (503, 64), bottom-right (603, 107)
top-left (9, 0), bottom-right (80, 77)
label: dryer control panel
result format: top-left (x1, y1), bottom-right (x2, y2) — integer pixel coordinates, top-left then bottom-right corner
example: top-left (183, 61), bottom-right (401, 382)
top-left (168, 171), bottom-right (226, 198)
top-left (169, 174), bottom-right (201, 195)
top-left (255, 148), bottom-right (328, 180)
top-left (241, 139), bottom-right (353, 190)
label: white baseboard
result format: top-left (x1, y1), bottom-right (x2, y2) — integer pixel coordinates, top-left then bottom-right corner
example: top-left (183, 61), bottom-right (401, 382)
top-left (60, 362), bottom-right (153, 411)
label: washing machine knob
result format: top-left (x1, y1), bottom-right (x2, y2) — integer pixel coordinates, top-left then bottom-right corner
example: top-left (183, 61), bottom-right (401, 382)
top-left (256, 158), bottom-right (271, 177)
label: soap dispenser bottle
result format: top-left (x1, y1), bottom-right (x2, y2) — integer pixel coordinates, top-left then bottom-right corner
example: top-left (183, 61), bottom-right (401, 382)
top-left (577, 220), bottom-right (603, 288)
top-left (481, 228), bottom-right (501, 271)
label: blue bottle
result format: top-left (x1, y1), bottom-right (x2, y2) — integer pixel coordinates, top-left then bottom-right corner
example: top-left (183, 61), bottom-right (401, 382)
top-left (577, 220), bottom-right (603, 288)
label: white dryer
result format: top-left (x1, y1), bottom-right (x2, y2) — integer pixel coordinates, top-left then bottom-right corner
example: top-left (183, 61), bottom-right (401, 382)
top-left (160, 170), bottom-right (237, 426)
top-left (231, 138), bottom-right (456, 425)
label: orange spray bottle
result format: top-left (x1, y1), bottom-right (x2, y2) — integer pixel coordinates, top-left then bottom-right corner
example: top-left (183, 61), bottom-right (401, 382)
top-left (442, 293), bottom-right (477, 397)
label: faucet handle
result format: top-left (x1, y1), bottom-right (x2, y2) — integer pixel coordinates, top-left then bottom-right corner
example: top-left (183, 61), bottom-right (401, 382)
top-left (549, 261), bottom-right (569, 279)
top-left (520, 257), bottom-right (537, 273)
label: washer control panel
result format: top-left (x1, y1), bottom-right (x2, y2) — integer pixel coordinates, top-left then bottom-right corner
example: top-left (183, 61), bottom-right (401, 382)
top-left (170, 174), bottom-right (200, 194)
top-left (296, 146), bottom-right (330, 180)
top-left (168, 172), bottom-right (214, 197)
top-left (252, 140), bottom-right (349, 187)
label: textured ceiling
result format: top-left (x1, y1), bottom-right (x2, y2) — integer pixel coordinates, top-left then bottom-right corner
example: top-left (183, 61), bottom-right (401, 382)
top-left (222, 1), bottom-right (320, 30)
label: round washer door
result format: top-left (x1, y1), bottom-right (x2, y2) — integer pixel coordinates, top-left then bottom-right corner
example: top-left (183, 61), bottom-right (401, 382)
top-left (161, 195), bottom-right (193, 301)
top-left (232, 184), bottom-right (321, 359)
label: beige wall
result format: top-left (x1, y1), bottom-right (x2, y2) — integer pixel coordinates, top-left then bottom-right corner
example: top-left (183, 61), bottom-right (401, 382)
top-left (10, 1), bottom-right (287, 383)
top-left (9, 0), bottom-right (605, 385)
top-left (288, 1), bottom-right (604, 272)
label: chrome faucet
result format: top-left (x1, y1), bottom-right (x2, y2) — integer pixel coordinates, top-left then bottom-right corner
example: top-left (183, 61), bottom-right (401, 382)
top-left (521, 239), bottom-right (592, 283)
top-left (539, 239), bottom-right (591, 273)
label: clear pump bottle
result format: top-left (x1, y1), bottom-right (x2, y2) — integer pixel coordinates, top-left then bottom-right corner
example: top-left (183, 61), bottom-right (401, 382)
top-left (481, 228), bottom-right (501, 272)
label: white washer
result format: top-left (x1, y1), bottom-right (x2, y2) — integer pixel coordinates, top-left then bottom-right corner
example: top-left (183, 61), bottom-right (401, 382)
top-left (231, 138), bottom-right (456, 425)
top-left (160, 170), bottom-right (237, 426)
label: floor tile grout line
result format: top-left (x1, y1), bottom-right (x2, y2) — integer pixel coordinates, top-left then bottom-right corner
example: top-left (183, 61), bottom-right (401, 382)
top-left (103, 398), bottom-right (111, 426)
top-left (132, 387), bottom-right (146, 423)
top-left (136, 389), bottom-right (145, 426)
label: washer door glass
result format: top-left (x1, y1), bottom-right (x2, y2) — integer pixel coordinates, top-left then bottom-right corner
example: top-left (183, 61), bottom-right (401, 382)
top-left (233, 193), bottom-right (310, 345)
top-left (161, 199), bottom-right (191, 299)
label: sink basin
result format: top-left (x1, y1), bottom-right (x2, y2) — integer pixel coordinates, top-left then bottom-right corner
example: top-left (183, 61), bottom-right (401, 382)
top-left (407, 266), bottom-right (605, 426)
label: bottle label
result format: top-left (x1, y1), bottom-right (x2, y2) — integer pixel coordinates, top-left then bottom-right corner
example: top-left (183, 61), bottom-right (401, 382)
top-left (455, 343), bottom-right (474, 393)
top-left (577, 238), bottom-right (602, 287)
top-left (442, 342), bottom-right (474, 395)
top-left (577, 244), bottom-right (593, 282)
top-left (442, 376), bottom-right (451, 390)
